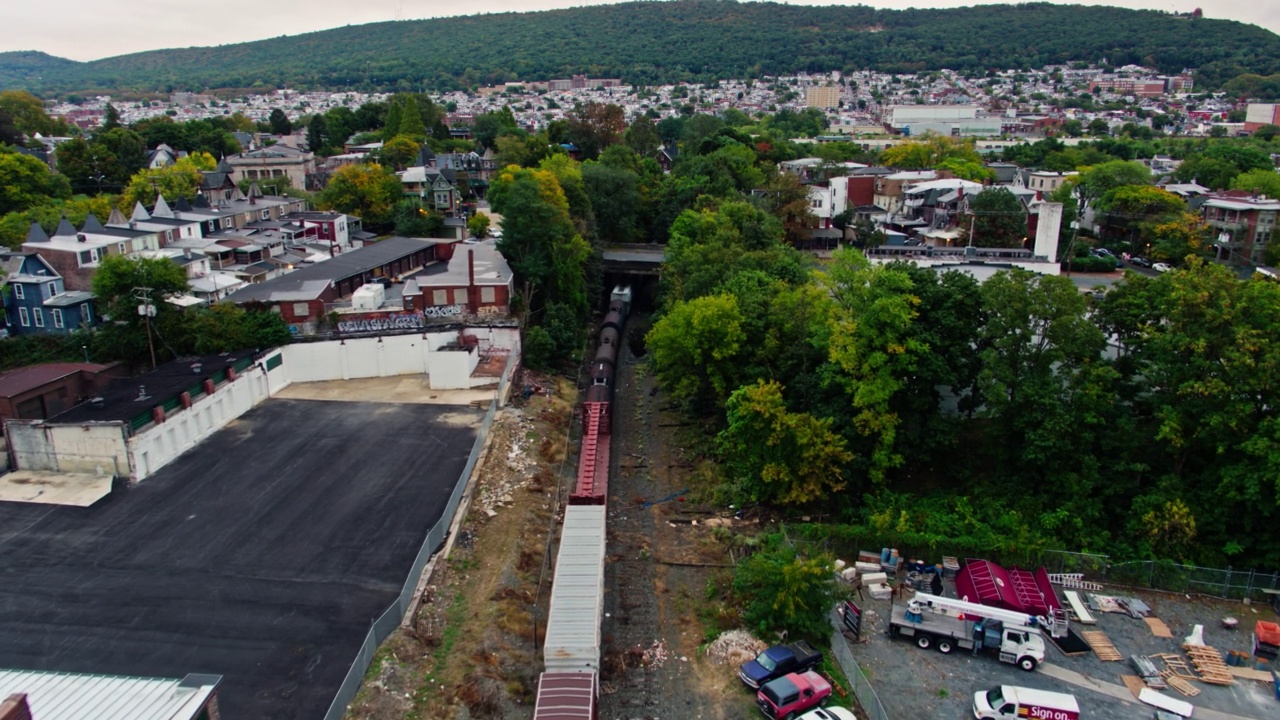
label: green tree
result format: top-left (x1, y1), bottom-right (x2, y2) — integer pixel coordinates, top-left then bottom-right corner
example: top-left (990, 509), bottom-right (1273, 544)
top-left (379, 135), bottom-right (420, 170)
top-left (381, 100), bottom-right (403, 140)
top-left (392, 197), bottom-right (444, 237)
top-left (0, 149), bottom-right (72, 214)
top-left (646, 293), bottom-right (746, 410)
top-left (732, 542), bottom-right (840, 640)
top-left (91, 254), bottom-right (190, 368)
top-left (582, 161), bottom-right (640, 242)
top-left (467, 211), bottom-right (491, 238)
top-left (315, 163), bottom-right (404, 229)
top-left (102, 103), bottom-right (121, 131)
top-left (118, 155), bottom-right (209, 209)
top-left (719, 380), bottom-right (852, 505)
top-left (306, 115), bottom-right (329, 152)
top-left (1230, 169), bottom-right (1280, 199)
top-left (473, 107), bottom-right (519, 149)
top-left (268, 108), bottom-right (292, 135)
top-left (1087, 118), bottom-right (1111, 136)
top-left (397, 96), bottom-right (428, 142)
top-left (881, 134), bottom-right (983, 169)
top-left (566, 102), bottom-right (625, 161)
top-left (0, 90), bottom-right (68, 137)
top-left (624, 115), bottom-right (661, 157)
top-left (967, 187), bottom-right (1027, 248)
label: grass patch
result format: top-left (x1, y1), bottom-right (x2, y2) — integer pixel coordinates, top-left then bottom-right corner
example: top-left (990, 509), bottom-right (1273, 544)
top-left (407, 590), bottom-right (468, 718)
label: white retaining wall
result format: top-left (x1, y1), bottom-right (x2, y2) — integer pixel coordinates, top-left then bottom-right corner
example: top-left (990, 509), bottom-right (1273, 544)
top-left (5, 421), bottom-right (131, 477)
top-left (281, 327), bottom-right (519, 389)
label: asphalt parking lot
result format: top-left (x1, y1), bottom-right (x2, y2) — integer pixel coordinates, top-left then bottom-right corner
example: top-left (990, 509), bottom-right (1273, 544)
top-left (846, 577), bottom-right (1279, 720)
top-left (0, 398), bottom-right (483, 719)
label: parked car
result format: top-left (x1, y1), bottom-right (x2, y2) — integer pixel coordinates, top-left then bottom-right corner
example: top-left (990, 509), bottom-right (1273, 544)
top-left (1153, 262), bottom-right (1172, 273)
top-left (1129, 256), bottom-right (1153, 268)
top-left (739, 641), bottom-right (824, 689)
top-left (1092, 247), bottom-right (1116, 257)
top-left (489, 228), bottom-right (503, 239)
top-left (756, 671), bottom-right (831, 719)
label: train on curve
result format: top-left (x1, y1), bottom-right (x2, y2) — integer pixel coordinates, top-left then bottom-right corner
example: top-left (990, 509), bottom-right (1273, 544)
top-left (533, 285), bottom-right (632, 720)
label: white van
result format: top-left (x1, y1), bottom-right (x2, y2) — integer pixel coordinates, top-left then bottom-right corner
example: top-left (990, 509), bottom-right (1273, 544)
top-left (973, 685), bottom-right (1079, 720)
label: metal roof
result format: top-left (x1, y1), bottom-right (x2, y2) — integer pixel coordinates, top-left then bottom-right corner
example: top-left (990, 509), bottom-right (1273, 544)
top-left (0, 669), bottom-right (220, 720)
top-left (224, 236), bottom-right (437, 304)
top-left (543, 505), bottom-right (606, 672)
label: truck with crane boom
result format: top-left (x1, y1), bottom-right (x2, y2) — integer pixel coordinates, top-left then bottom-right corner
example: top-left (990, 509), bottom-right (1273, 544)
top-left (887, 593), bottom-right (1062, 671)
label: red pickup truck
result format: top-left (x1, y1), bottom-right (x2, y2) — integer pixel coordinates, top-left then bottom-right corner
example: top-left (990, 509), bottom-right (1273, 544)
top-left (756, 670), bottom-right (832, 719)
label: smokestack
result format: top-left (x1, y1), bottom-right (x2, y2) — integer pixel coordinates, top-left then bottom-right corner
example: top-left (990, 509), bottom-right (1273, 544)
top-left (468, 247), bottom-right (475, 287)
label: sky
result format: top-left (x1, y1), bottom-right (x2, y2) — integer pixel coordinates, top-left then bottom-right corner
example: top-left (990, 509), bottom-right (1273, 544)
top-left (3, 0), bottom-right (1278, 63)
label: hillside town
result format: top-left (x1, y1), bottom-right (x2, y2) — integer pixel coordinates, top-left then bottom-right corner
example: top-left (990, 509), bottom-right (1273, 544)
top-left (3, 40), bottom-right (1280, 720)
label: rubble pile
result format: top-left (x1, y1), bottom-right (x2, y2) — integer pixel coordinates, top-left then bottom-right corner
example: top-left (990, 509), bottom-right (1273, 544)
top-left (705, 629), bottom-right (769, 666)
top-left (476, 410), bottom-right (540, 517)
top-left (640, 639), bottom-right (670, 668)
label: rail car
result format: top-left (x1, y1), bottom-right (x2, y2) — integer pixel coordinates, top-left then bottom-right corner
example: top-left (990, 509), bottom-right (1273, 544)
top-left (535, 284), bottom-right (632, 720)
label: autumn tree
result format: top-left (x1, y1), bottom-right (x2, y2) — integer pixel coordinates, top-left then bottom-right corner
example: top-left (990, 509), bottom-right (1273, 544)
top-left (118, 154), bottom-right (212, 209)
top-left (487, 164), bottom-right (590, 320)
top-left (880, 133), bottom-right (983, 169)
top-left (315, 163), bottom-right (404, 229)
top-left (566, 102), bottom-right (626, 161)
top-left (379, 135), bottom-right (421, 170)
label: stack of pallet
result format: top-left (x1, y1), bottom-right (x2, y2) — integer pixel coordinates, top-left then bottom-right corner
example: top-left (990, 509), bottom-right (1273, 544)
top-left (1150, 653), bottom-right (1202, 697)
top-left (1183, 645), bottom-right (1235, 686)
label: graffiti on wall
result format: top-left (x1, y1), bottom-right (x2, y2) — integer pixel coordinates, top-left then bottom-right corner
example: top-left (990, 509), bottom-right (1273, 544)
top-left (423, 305), bottom-right (464, 318)
top-left (337, 312), bottom-right (426, 334)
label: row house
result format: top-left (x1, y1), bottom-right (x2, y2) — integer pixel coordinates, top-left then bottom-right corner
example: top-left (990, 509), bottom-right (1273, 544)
top-left (1200, 191), bottom-right (1280, 265)
top-left (225, 144), bottom-right (317, 190)
top-left (22, 215), bottom-right (163, 291)
top-left (1, 250), bottom-right (96, 337)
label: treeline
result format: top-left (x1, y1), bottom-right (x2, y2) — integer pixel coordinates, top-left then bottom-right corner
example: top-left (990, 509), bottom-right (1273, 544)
top-left (4, 1), bottom-right (1279, 94)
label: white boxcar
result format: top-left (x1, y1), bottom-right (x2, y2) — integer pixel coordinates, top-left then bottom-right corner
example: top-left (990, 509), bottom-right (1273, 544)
top-left (543, 505), bottom-right (607, 672)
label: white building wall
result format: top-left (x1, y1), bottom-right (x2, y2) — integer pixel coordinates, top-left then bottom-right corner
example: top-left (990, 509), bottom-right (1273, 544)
top-left (5, 422), bottom-right (130, 476)
top-left (128, 363), bottom-right (272, 482)
top-left (281, 328), bottom-right (520, 388)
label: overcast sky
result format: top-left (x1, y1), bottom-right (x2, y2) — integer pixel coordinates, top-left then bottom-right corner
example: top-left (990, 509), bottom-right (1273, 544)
top-left (5, 0), bottom-right (1278, 62)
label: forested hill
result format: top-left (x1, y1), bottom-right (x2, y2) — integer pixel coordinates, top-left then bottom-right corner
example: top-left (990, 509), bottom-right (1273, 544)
top-left (4, 1), bottom-right (1279, 95)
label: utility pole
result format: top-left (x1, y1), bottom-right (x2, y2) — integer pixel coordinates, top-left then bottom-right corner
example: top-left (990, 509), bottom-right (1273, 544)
top-left (134, 286), bottom-right (157, 370)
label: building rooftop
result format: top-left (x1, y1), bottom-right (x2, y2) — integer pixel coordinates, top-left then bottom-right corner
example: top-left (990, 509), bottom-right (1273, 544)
top-left (0, 669), bottom-right (221, 720)
top-left (49, 352), bottom-right (257, 425)
top-left (224, 236), bottom-right (437, 304)
top-left (416, 240), bottom-right (512, 287)
top-left (0, 363), bottom-right (111, 398)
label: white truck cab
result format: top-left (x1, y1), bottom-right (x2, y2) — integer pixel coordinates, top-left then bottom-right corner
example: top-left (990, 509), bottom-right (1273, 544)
top-left (973, 685), bottom-right (1079, 720)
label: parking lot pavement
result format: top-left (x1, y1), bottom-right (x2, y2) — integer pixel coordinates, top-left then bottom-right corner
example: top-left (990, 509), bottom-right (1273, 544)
top-left (844, 581), bottom-right (1278, 719)
top-left (0, 399), bottom-right (483, 719)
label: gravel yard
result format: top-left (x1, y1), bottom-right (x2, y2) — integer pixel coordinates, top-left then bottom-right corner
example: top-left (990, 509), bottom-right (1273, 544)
top-left (844, 575), bottom-right (1279, 720)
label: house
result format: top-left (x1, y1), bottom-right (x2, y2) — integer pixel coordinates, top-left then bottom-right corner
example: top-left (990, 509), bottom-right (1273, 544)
top-left (21, 216), bottom-right (162, 292)
top-left (874, 170), bottom-right (936, 216)
top-left (199, 158), bottom-right (238, 202)
top-left (1, 249), bottom-right (97, 336)
top-left (1200, 191), bottom-right (1280, 265)
top-left (398, 166), bottom-right (462, 215)
top-left (0, 362), bottom-right (126, 422)
top-left (225, 144), bottom-right (316, 190)
top-left (1015, 170), bottom-right (1078, 195)
top-left (145, 143), bottom-right (179, 169)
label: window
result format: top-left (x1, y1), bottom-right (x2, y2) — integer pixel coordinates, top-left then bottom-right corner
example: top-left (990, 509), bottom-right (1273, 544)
top-left (43, 283), bottom-right (53, 299)
top-left (118, 243), bottom-right (126, 254)
top-left (453, 289), bottom-right (467, 305)
top-left (52, 308), bottom-right (63, 328)
top-left (13, 284), bottom-right (23, 300)
top-left (33, 308), bottom-right (44, 327)
top-left (18, 307), bottom-right (29, 326)
top-left (261, 210), bottom-right (269, 220)
top-left (291, 302), bottom-right (310, 318)
top-left (432, 289), bottom-right (448, 305)
top-left (82, 303), bottom-right (92, 323)
top-left (480, 286), bottom-right (496, 303)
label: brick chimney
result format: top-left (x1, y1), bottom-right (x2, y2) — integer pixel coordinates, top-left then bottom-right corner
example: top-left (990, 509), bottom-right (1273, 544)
top-left (0, 694), bottom-right (33, 720)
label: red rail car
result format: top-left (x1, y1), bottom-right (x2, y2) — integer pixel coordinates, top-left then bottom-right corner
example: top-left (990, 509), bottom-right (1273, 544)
top-left (571, 402), bottom-right (610, 505)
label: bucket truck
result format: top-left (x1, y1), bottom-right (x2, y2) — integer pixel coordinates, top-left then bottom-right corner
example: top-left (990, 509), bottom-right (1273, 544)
top-left (887, 593), bottom-right (1061, 671)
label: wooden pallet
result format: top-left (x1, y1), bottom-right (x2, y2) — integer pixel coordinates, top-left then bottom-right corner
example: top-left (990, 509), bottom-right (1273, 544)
top-left (1159, 670), bottom-right (1201, 697)
top-left (1082, 631), bottom-right (1123, 661)
top-left (1182, 645), bottom-right (1235, 685)
top-left (1151, 653), bottom-right (1197, 679)
top-left (1047, 573), bottom-right (1104, 591)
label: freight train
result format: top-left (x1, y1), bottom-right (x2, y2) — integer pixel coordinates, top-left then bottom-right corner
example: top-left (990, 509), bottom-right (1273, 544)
top-left (532, 285), bottom-right (631, 720)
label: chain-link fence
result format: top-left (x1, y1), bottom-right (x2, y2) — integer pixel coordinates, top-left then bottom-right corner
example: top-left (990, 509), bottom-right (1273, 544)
top-left (829, 610), bottom-right (890, 720)
top-left (322, 399), bottom-right (497, 720)
top-left (1041, 550), bottom-right (1280, 602)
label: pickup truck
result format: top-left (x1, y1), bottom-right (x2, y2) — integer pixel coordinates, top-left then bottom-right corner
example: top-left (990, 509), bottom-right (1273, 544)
top-left (739, 640), bottom-right (824, 689)
top-left (756, 670), bottom-right (831, 720)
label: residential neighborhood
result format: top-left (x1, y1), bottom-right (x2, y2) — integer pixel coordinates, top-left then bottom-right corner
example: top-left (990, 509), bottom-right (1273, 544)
top-left (4, 7), bottom-right (1280, 720)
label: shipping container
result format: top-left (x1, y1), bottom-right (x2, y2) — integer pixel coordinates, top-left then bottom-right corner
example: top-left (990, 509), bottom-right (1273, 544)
top-left (543, 505), bottom-right (607, 671)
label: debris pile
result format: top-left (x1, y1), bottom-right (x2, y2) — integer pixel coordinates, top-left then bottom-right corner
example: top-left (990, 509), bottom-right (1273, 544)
top-left (705, 629), bottom-right (769, 666)
top-left (640, 639), bottom-right (670, 668)
top-left (476, 411), bottom-right (539, 516)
